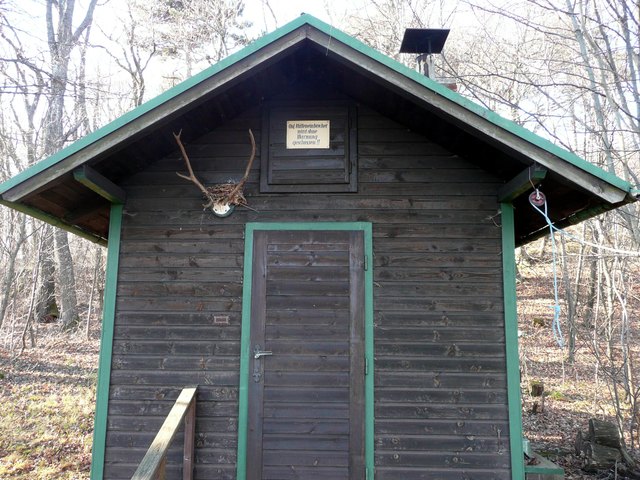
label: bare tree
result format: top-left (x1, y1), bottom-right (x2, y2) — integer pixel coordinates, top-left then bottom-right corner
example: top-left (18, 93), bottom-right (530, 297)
top-left (345, 0), bottom-right (460, 62)
top-left (0, 0), bottom-right (100, 333)
top-left (448, 0), bottom-right (640, 446)
top-left (1, 0), bottom-right (260, 340)
top-left (0, 10), bottom-right (46, 331)
top-left (134, 0), bottom-right (251, 81)
top-left (96, 3), bottom-right (157, 108)
top-left (39, 0), bottom-right (99, 331)
top-left (350, 0), bottom-right (640, 451)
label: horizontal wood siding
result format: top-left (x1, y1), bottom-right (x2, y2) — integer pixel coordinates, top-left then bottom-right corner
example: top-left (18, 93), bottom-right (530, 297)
top-left (107, 105), bottom-right (508, 479)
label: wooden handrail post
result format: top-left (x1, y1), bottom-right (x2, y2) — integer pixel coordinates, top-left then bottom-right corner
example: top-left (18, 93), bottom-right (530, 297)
top-left (157, 457), bottom-right (166, 480)
top-left (131, 386), bottom-right (198, 480)
top-left (183, 394), bottom-right (196, 480)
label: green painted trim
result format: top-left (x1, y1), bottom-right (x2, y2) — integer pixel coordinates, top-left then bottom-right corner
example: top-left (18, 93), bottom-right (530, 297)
top-left (237, 222), bottom-right (374, 479)
top-left (501, 203), bottom-right (525, 480)
top-left (0, 16), bottom-right (313, 196)
top-left (90, 203), bottom-right (123, 480)
top-left (0, 14), bottom-right (631, 198)
top-left (236, 225), bottom-right (254, 480)
top-left (362, 222), bottom-right (375, 478)
top-left (525, 464), bottom-right (564, 475)
top-left (298, 15), bottom-right (630, 192)
top-left (0, 199), bottom-right (107, 246)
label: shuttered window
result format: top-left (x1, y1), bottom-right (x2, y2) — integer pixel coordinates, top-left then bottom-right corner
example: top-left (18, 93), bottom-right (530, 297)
top-left (261, 103), bottom-right (357, 192)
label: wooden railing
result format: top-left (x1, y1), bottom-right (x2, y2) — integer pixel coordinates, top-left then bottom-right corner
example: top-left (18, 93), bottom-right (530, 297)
top-left (131, 386), bottom-right (197, 480)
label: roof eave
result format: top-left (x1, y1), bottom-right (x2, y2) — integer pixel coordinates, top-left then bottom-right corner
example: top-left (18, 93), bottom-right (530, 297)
top-left (0, 197), bottom-right (107, 245)
top-left (0, 16), bottom-right (316, 203)
top-left (300, 26), bottom-right (632, 205)
top-left (517, 192), bottom-right (637, 246)
top-left (0, 14), bottom-right (633, 213)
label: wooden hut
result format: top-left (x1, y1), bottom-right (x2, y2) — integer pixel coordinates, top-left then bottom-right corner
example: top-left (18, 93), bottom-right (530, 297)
top-left (0, 15), bottom-right (635, 480)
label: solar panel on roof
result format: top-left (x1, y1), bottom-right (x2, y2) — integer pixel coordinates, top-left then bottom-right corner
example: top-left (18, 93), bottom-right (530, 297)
top-left (400, 28), bottom-right (450, 54)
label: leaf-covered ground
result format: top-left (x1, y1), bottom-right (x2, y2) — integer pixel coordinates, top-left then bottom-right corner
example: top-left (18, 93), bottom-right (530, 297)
top-left (0, 335), bottom-right (98, 479)
top-left (1, 264), bottom-right (637, 479)
top-left (0, 333), bottom-right (622, 479)
top-left (518, 251), bottom-right (640, 480)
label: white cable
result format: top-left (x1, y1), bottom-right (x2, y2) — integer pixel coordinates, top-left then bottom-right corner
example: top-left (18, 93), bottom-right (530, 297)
top-left (529, 191), bottom-right (564, 348)
top-left (551, 228), bottom-right (640, 257)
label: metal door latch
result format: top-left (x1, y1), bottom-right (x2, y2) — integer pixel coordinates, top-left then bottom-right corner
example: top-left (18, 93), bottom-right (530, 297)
top-left (254, 347), bottom-right (273, 359)
top-left (252, 345), bottom-right (272, 382)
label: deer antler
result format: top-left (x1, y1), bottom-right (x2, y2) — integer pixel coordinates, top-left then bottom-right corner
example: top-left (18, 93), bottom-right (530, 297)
top-left (174, 130), bottom-right (215, 208)
top-left (174, 129), bottom-right (256, 212)
top-left (228, 129), bottom-right (256, 198)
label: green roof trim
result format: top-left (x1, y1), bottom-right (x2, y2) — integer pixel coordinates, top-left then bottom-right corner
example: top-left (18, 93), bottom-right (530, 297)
top-left (298, 16), bottom-right (631, 193)
top-left (0, 14), bottom-right (312, 195)
top-left (0, 13), bottom-right (632, 196)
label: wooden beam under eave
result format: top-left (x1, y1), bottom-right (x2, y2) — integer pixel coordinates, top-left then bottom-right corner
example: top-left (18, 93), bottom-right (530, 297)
top-left (64, 197), bottom-right (107, 224)
top-left (0, 198), bottom-right (108, 246)
top-left (497, 165), bottom-right (547, 203)
top-left (73, 165), bottom-right (126, 204)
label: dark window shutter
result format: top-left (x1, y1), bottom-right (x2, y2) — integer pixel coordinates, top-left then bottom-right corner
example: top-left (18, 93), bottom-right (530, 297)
top-left (261, 103), bottom-right (357, 193)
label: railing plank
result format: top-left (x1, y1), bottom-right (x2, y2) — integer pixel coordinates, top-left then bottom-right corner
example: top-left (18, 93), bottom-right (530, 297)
top-left (131, 387), bottom-right (197, 480)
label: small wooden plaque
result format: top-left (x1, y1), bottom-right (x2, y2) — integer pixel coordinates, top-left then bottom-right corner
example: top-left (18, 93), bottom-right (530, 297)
top-left (286, 120), bottom-right (330, 149)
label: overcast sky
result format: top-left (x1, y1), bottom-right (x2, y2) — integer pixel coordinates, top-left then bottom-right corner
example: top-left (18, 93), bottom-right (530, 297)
top-left (243, 0), bottom-right (369, 32)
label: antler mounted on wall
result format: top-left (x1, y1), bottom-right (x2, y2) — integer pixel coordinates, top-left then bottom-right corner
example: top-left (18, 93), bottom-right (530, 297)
top-left (173, 129), bottom-right (256, 217)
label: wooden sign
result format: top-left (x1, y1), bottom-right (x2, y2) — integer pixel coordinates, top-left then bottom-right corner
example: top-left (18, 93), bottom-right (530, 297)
top-left (286, 120), bottom-right (330, 149)
top-left (261, 103), bottom-right (357, 193)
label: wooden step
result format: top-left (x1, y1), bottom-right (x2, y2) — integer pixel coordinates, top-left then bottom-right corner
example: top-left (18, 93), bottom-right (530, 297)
top-left (525, 451), bottom-right (564, 480)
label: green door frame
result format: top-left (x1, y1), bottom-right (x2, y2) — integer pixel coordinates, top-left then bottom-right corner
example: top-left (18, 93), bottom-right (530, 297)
top-left (236, 222), bottom-right (375, 479)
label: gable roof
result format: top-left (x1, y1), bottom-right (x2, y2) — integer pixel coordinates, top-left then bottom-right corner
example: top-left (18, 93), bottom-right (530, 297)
top-left (0, 14), bottom-right (635, 245)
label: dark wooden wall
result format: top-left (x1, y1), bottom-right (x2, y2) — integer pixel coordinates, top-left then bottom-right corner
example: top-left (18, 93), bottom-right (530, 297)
top-left (105, 101), bottom-right (509, 479)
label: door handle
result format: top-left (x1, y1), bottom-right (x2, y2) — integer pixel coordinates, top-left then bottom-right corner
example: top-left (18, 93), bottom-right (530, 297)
top-left (253, 345), bottom-right (272, 383)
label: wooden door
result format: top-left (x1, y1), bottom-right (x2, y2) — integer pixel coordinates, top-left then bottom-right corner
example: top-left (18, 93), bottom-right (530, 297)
top-left (246, 230), bottom-right (365, 480)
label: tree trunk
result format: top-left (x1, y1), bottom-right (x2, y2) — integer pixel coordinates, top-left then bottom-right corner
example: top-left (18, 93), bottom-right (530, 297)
top-left (85, 246), bottom-right (103, 339)
top-left (560, 234), bottom-right (577, 362)
top-left (20, 233), bottom-right (45, 355)
top-left (54, 229), bottom-right (79, 331)
top-left (0, 214), bottom-right (27, 329)
top-left (34, 227), bottom-right (58, 324)
top-left (582, 442), bottom-right (622, 472)
top-left (585, 254), bottom-right (598, 326)
top-left (589, 418), bottom-right (622, 449)
top-left (40, 0), bottom-right (99, 333)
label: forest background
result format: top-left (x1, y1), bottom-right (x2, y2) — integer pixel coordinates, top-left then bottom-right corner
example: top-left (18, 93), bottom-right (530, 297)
top-left (0, 0), bottom-right (639, 478)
